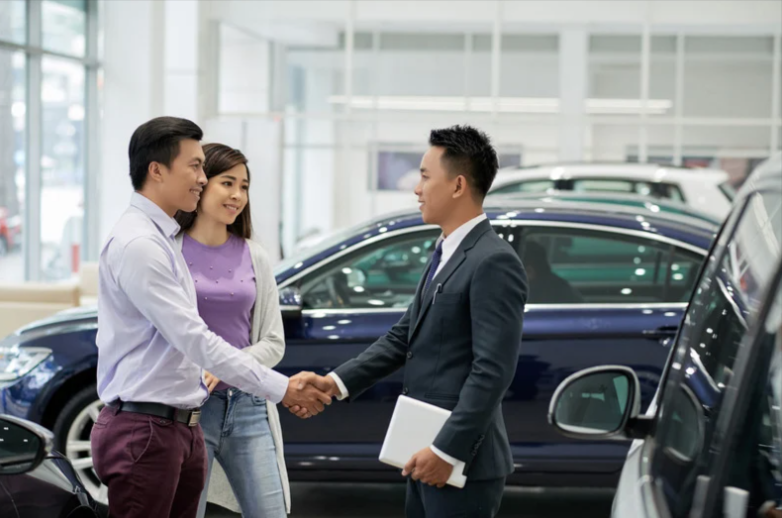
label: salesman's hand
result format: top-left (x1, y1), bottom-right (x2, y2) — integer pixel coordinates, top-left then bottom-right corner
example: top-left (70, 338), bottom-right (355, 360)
top-left (203, 371), bottom-right (220, 393)
top-left (281, 371), bottom-right (333, 418)
top-left (402, 447), bottom-right (453, 488)
top-left (284, 372), bottom-right (340, 419)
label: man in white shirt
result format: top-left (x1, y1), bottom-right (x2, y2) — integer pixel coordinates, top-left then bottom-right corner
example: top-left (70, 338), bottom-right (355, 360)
top-left (91, 117), bottom-right (331, 518)
top-left (287, 126), bottom-right (528, 518)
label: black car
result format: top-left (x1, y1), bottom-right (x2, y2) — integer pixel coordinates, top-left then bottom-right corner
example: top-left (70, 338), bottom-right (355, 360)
top-left (0, 414), bottom-right (106, 518)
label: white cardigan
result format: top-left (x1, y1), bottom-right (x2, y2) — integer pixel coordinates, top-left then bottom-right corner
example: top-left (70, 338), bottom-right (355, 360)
top-left (176, 234), bottom-right (291, 514)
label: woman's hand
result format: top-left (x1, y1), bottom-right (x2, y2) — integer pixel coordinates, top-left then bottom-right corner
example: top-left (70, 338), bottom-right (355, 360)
top-left (204, 371), bottom-right (220, 393)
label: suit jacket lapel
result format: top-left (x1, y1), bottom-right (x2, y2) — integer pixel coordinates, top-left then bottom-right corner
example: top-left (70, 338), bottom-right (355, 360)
top-left (410, 219), bottom-right (493, 339)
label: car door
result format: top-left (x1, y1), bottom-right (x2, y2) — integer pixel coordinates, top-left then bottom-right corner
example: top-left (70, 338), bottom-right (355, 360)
top-left (498, 221), bottom-right (705, 479)
top-left (276, 219), bottom-right (707, 478)
top-left (701, 265), bottom-right (782, 518)
top-left (637, 188), bottom-right (782, 518)
top-left (276, 228), bottom-right (441, 471)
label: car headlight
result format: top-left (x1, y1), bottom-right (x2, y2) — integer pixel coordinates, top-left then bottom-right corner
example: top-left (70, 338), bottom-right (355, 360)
top-left (0, 344), bottom-right (52, 382)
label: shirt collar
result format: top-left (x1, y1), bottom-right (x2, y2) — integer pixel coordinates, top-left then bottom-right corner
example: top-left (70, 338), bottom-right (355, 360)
top-left (130, 192), bottom-right (181, 239)
top-left (440, 213), bottom-right (487, 258)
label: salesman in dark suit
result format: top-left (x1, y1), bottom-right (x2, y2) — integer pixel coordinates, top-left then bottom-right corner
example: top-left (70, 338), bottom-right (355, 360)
top-left (288, 125), bottom-right (528, 518)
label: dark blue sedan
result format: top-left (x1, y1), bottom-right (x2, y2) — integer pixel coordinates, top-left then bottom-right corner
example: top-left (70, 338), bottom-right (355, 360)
top-left (0, 199), bottom-right (716, 501)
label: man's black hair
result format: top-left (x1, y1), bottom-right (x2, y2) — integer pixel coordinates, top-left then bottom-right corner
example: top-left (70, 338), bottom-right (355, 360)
top-left (428, 125), bottom-right (499, 199)
top-left (128, 116), bottom-right (204, 190)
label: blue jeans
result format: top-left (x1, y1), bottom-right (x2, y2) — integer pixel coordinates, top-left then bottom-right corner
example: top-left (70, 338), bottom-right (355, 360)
top-left (196, 389), bottom-right (285, 518)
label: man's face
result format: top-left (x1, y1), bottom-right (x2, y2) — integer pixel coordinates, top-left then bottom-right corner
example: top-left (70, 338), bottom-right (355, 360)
top-left (414, 146), bottom-right (459, 226)
top-left (158, 139), bottom-right (206, 213)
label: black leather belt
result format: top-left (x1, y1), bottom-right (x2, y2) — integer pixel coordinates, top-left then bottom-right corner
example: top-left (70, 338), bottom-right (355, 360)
top-left (109, 401), bottom-right (202, 427)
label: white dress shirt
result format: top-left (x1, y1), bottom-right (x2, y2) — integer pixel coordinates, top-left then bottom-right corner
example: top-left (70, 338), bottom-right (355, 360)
top-left (96, 193), bottom-right (289, 409)
top-left (329, 213), bottom-right (488, 466)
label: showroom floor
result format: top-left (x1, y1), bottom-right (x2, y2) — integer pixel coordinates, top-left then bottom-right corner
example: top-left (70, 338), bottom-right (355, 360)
top-left (205, 483), bottom-right (614, 517)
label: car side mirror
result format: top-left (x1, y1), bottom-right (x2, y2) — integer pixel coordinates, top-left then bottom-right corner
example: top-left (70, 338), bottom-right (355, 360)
top-left (279, 286), bottom-right (302, 318)
top-left (0, 415), bottom-right (52, 475)
top-left (548, 366), bottom-right (649, 440)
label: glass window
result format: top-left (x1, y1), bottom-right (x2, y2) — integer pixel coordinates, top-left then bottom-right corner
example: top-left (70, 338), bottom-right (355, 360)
top-left (499, 33), bottom-right (559, 98)
top-left (0, 0), bottom-right (26, 45)
top-left (652, 190), bottom-right (782, 518)
top-left (518, 228), bottom-right (702, 305)
top-left (491, 179), bottom-right (555, 195)
top-left (42, 0), bottom-right (87, 57)
top-left (719, 282), bottom-right (782, 516)
top-left (684, 36), bottom-right (774, 119)
top-left (573, 179), bottom-right (635, 194)
top-left (0, 50), bottom-right (25, 282)
top-left (588, 35), bottom-right (641, 101)
top-left (300, 231), bottom-right (440, 310)
top-left (40, 57), bottom-right (85, 281)
top-left (571, 178), bottom-right (685, 202)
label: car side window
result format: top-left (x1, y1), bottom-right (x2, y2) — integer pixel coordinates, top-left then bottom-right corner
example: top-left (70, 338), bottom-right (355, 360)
top-left (515, 227), bottom-right (702, 304)
top-left (720, 282), bottom-right (782, 516)
top-left (572, 179), bottom-right (637, 194)
top-left (651, 190), bottom-right (782, 518)
top-left (492, 179), bottom-right (555, 195)
top-left (300, 231), bottom-right (440, 310)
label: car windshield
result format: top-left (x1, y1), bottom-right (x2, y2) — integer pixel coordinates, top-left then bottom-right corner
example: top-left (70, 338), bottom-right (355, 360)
top-left (274, 214), bottom-right (413, 277)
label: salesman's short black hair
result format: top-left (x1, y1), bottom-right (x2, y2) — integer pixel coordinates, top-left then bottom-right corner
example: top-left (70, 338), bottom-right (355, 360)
top-left (428, 125), bottom-right (499, 200)
top-left (128, 116), bottom-right (203, 190)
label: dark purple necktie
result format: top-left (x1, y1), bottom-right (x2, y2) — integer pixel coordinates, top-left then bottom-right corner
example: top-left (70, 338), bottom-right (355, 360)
top-left (422, 240), bottom-right (443, 298)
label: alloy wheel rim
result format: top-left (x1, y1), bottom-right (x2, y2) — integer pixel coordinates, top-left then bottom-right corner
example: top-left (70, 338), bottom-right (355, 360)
top-left (65, 399), bottom-right (107, 504)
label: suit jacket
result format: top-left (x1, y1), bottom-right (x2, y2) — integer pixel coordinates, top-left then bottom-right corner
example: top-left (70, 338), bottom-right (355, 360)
top-left (333, 218), bottom-right (528, 481)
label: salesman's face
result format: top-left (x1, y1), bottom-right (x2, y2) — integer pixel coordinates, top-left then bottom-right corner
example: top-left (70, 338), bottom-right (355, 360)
top-left (158, 139), bottom-right (207, 213)
top-left (414, 146), bottom-right (459, 226)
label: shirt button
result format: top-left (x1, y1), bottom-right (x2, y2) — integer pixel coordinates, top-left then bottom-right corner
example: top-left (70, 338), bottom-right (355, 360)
top-left (406, 351), bottom-right (413, 359)
top-left (402, 387), bottom-right (409, 395)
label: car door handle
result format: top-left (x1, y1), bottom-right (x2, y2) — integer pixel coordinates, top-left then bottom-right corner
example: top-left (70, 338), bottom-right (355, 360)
top-left (642, 326), bottom-right (679, 339)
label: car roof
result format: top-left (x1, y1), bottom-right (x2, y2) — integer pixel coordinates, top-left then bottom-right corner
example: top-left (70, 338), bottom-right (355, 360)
top-left (274, 199), bottom-right (717, 283)
top-left (491, 162), bottom-right (729, 189)
top-left (485, 190), bottom-right (720, 225)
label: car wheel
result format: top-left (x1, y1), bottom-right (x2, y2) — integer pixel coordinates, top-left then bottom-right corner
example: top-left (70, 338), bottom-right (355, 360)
top-left (53, 384), bottom-right (108, 505)
top-left (0, 235), bottom-right (7, 257)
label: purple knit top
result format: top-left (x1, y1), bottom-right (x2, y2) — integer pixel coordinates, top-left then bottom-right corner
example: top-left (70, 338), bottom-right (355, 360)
top-left (182, 233), bottom-right (256, 392)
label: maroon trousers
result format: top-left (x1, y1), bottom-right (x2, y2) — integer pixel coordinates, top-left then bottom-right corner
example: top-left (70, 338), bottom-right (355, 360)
top-left (91, 406), bottom-right (207, 518)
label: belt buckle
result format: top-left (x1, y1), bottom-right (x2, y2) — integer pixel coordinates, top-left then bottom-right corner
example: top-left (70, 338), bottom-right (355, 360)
top-left (187, 409), bottom-right (201, 427)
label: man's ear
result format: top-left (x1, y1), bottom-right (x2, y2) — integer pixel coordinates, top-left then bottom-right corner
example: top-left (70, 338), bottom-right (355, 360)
top-left (147, 162), bottom-right (164, 184)
top-left (453, 175), bottom-right (467, 199)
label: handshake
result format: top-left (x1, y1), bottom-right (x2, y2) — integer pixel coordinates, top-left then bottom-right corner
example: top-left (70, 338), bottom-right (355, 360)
top-left (281, 371), bottom-right (340, 419)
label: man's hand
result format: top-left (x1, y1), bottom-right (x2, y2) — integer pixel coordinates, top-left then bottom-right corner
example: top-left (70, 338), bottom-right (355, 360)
top-left (203, 371), bottom-right (220, 393)
top-left (281, 371), bottom-right (334, 418)
top-left (284, 373), bottom-right (340, 419)
top-left (402, 447), bottom-right (454, 488)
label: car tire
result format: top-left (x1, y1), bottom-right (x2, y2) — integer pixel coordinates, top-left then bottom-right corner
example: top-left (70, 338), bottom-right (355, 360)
top-left (53, 384), bottom-right (107, 504)
top-left (0, 235), bottom-right (7, 257)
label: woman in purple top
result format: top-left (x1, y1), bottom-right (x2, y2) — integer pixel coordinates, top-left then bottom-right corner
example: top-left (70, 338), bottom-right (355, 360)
top-left (174, 143), bottom-right (290, 517)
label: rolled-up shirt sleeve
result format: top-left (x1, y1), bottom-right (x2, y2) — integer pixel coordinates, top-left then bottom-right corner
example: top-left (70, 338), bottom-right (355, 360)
top-left (115, 237), bottom-right (289, 403)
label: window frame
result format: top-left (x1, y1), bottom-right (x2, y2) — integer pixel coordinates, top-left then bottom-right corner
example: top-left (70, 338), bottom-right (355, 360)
top-left (278, 219), bottom-right (709, 315)
top-left (0, 0), bottom-right (99, 282)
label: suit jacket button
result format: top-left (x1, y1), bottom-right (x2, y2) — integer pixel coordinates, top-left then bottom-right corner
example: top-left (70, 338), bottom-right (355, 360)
top-left (402, 387), bottom-right (409, 395)
top-left (406, 351), bottom-right (413, 359)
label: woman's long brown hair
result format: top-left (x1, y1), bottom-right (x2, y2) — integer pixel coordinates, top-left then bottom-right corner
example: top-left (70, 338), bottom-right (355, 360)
top-left (175, 143), bottom-right (253, 239)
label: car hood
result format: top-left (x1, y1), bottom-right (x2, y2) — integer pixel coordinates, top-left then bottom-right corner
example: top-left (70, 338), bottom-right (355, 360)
top-left (17, 305), bottom-right (98, 335)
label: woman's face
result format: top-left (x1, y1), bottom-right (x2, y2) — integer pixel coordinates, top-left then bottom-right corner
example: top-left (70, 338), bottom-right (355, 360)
top-left (198, 163), bottom-right (249, 226)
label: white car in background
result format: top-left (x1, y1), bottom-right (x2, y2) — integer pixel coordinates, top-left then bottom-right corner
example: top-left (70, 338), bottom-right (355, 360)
top-left (489, 163), bottom-right (734, 220)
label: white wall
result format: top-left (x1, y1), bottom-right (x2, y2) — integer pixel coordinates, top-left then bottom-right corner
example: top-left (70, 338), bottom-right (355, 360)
top-left (99, 0), bottom-right (164, 244)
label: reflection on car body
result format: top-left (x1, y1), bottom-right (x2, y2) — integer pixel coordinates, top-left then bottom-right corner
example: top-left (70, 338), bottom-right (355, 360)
top-left (0, 197), bottom-right (718, 502)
